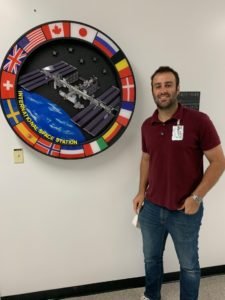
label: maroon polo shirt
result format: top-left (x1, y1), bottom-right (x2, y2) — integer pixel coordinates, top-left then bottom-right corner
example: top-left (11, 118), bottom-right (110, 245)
top-left (141, 104), bottom-right (221, 210)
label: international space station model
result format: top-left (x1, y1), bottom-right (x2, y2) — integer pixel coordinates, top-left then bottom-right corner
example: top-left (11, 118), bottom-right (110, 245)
top-left (18, 61), bottom-right (120, 137)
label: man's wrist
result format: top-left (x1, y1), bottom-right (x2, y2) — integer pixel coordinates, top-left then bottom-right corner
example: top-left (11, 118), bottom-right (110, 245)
top-left (138, 190), bottom-right (146, 196)
top-left (191, 194), bottom-right (203, 204)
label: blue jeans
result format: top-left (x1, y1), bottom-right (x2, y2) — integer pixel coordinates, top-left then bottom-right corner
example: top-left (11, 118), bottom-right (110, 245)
top-left (139, 200), bottom-right (203, 300)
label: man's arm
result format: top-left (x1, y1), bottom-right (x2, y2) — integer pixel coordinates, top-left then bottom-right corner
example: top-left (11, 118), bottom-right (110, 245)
top-left (133, 152), bottom-right (150, 213)
top-left (180, 144), bottom-right (225, 214)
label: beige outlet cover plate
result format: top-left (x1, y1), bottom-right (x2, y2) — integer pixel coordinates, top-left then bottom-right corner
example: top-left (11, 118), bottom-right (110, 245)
top-left (13, 148), bottom-right (24, 163)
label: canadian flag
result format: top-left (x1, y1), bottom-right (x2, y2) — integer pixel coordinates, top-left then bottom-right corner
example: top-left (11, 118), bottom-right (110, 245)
top-left (42, 22), bottom-right (70, 39)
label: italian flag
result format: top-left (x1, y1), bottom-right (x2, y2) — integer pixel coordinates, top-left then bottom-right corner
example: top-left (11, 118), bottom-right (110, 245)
top-left (84, 137), bottom-right (108, 156)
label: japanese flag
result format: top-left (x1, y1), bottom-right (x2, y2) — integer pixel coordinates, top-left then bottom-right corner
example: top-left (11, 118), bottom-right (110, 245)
top-left (70, 24), bottom-right (97, 43)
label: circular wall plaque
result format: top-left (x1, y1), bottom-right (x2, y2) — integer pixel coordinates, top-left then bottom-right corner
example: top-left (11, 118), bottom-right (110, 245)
top-left (0, 21), bottom-right (136, 159)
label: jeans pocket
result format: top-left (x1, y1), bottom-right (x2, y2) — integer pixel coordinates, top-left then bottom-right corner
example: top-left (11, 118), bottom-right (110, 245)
top-left (177, 203), bottom-right (203, 217)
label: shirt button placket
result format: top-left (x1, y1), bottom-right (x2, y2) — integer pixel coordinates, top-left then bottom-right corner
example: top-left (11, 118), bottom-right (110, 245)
top-left (160, 123), bottom-right (165, 136)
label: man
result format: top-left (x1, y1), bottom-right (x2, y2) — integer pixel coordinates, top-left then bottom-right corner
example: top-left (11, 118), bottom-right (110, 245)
top-left (133, 66), bottom-right (225, 300)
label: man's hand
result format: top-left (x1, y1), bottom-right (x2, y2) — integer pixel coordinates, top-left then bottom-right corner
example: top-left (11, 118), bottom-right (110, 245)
top-left (178, 196), bottom-right (200, 215)
top-left (133, 193), bottom-right (145, 214)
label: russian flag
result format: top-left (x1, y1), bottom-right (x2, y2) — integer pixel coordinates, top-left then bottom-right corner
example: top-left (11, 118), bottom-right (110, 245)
top-left (93, 32), bottom-right (119, 58)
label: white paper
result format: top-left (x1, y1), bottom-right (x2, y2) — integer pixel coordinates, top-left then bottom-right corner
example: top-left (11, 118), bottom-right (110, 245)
top-left (132, 214), bottom-right (140, 228)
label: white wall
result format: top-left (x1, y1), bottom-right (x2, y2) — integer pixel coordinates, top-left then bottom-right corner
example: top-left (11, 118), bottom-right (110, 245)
top-left (0, 0), bottom-right (225, 296)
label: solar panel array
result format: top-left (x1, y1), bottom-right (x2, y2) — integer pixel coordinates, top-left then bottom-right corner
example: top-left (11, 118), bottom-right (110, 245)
top-left (18, 61), bottom-right (77, 91)
top-left (72, 86), bottom-right (120, 137)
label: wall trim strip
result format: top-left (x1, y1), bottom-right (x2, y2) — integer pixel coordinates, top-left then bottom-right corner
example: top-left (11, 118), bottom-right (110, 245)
top-left (2, 265), bottom-right (225, 300)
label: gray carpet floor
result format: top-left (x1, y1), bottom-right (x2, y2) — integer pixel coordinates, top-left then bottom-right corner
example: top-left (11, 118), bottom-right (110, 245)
top-left (65, 274), bottom-right (225, 299)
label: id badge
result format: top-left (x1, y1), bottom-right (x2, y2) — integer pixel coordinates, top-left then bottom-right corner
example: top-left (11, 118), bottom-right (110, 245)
top-left (172, 125), bottom-right (184, 141)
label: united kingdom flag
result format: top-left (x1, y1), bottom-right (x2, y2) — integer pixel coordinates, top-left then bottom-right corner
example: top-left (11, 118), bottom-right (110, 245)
top-left (3, 45), bottom-right (27, 74)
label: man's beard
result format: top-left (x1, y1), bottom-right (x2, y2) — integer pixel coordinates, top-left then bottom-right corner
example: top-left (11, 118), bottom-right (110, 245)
top-left (154, 93), bottom-right (178, 110)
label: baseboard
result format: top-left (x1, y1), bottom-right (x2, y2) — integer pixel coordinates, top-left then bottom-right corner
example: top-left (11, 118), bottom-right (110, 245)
top-left (2, 265), bottom-right (225, 300)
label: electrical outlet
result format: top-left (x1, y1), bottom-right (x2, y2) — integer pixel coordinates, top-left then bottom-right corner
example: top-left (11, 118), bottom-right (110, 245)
top-left (13, 148), bottom-right (24, 164)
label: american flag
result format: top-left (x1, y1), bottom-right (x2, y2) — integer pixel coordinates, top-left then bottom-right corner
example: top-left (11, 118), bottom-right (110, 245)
top-left (3, 45), bottom-right (27, 74)
top-left (18, 27), bottom-right (46, 53)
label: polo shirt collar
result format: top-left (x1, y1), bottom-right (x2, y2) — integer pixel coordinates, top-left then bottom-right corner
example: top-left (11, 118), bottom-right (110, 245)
top-left (151, 103), bottom-right (184, 124)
